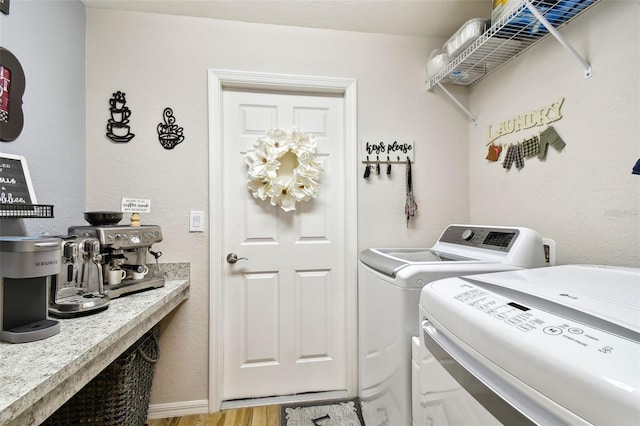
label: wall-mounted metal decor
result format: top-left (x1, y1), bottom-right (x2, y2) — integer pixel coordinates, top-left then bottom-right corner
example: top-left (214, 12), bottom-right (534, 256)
top-left (0, 0), bottom-right (10, 15)
top-left (0, 47), bottom-right (25, 142)
top-left (106, 91), bottom-right (135, 143)
top-left (157, 107), bottom-right (184, 150)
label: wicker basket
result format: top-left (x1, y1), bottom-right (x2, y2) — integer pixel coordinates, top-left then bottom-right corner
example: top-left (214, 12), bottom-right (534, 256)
top-left (43, 325), bottom-right (160, 426)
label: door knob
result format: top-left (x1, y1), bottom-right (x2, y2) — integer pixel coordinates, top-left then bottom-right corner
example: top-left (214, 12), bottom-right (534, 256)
top-left (226, 253), bottom-right (248, 264)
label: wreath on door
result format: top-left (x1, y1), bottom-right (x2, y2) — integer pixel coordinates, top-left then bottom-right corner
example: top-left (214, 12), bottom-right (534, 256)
top-left (245, 128), bottom-right (324, 212)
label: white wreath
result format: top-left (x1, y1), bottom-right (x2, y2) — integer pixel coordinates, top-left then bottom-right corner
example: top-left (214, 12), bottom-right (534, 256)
top-left (245, 128), bottom-right (324, 212)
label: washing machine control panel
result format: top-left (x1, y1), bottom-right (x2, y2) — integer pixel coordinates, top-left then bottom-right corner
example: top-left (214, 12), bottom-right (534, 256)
top-left (438, 225), bottom-right (519, 252)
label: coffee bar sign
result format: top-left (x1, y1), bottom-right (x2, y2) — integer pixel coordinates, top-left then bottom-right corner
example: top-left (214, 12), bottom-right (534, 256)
top-left (0, 154), bottom-right (37, 205)
top-left (121, 197), bottom-right (151, 213)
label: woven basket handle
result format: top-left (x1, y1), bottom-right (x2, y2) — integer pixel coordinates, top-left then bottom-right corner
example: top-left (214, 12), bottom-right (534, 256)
top-left (137, 333), bottom-right (160, 364)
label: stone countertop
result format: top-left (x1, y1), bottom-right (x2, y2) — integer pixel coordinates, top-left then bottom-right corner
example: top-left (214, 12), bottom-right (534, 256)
top-left (0, 276), bottom-right (190, 426)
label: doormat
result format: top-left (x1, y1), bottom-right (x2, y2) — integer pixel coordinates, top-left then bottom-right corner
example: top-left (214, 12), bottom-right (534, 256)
top-left (280, 398), bottom-right (364, 426)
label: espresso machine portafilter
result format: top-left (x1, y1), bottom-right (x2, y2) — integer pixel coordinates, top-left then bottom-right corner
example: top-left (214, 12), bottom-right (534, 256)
top-left (49, 237), bottom-right (110, 318)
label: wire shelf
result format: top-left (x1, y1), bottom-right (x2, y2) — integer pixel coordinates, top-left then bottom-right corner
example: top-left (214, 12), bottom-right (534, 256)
top-left (0, 204), bottom-right (54, 218)
top-left (427, 0), bottom-right (601, 89)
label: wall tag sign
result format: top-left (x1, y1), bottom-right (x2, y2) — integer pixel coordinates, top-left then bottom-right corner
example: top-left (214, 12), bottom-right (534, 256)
top-left (487, 97), bottom-right (564, 145)
top-left (121, 197), bottom-right (150, 213)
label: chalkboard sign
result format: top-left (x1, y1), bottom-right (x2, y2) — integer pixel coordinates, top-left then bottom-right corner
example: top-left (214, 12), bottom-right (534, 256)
top-left (0, 154), bottom-right (37, 205)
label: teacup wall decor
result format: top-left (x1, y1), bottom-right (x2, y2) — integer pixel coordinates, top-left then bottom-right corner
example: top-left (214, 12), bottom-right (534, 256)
top-left (157, 107), bottom-right (184, 150)
top-left (106, 90), bottom-right (135, 143)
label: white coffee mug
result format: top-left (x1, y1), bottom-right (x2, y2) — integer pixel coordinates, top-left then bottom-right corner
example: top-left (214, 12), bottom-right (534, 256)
top-left (107, 268), bottom-right (127, 285)
top-left (132, 265), bottom-right (149, 280)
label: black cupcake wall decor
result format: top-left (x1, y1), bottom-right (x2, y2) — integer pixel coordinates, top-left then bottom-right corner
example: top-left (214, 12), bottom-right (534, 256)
top-left (157, 107), bottom-right (184, 150)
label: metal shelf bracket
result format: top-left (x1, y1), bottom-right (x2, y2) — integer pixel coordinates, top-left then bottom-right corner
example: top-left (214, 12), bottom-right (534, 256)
top-left (523, 0), bottom-right (593, 78)
top-left (435, 82), bottom-right (478, 123)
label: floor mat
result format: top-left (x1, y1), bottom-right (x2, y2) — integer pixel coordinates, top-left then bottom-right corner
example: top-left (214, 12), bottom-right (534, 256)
top-left (280, 398), bottom-right (364, 426)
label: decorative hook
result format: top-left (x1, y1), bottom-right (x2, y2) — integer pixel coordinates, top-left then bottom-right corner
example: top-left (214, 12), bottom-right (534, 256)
top-left (364, 156), bottom-right (371, 178)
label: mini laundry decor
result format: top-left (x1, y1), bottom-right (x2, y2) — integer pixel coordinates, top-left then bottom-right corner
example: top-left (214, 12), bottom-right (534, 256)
top-left (485, 144), bottom-right (502, 161)
top-left (157, 107), bottom-right (184, 150)
top-left (537, 125), bottom-right (566, 160)
top-left (245, 128), bottom-right (324, 212)
top-left (491, 125), bottom-right (566, 170)
top-left (280, 398), bottom-right (364, 426)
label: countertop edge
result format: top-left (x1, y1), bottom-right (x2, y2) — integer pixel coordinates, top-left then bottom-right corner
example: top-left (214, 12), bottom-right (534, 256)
top-left (2, 279), bottom-right (190, 426)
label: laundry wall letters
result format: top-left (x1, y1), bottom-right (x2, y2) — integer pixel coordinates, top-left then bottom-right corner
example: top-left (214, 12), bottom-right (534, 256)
top-left (487, 97), bottom-right (564, 145)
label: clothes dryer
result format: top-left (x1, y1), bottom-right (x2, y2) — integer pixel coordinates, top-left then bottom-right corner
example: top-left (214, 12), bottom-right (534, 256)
top-left (414, 265), bottom-right (640, 425)
top-left (358, 224), bottom-right (550, 426)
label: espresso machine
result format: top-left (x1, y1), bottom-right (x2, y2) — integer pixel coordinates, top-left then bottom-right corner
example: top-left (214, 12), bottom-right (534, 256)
top-left (49, 236), bottom-right (110, 318)
top-left (67, 224), bottom-right (165, 298)
top-left (0, 236), bottom-right (61, 343)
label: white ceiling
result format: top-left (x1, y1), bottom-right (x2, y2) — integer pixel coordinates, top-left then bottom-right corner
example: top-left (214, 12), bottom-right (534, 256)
top-left (82, 0), bottom-right (494, 38)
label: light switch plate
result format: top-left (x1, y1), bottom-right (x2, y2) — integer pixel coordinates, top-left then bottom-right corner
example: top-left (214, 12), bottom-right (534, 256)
top-left (189, 210), bottom-right (205, 232)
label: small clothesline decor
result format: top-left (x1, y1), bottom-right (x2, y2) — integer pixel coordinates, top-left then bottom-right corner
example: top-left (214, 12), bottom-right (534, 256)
top-left (486, 125), bottom-right (566, 170)
top-left (244, 128), bottom-right (324, 212)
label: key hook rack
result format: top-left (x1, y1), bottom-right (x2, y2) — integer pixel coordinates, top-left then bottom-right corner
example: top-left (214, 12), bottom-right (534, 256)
top-left (360, 140), bottom-right (415, 179)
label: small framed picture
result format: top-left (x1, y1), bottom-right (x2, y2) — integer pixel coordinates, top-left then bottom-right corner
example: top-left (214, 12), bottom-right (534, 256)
top-left (0, 0), bottom-right (10, 15)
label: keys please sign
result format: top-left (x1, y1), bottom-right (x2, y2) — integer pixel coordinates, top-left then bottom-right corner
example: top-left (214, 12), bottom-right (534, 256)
top-left (361, 139), bottom-right (415, 163)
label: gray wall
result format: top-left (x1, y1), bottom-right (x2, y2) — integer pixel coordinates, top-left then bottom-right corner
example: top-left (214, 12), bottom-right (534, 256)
top-left (0, 0), bottom-right (86, 237)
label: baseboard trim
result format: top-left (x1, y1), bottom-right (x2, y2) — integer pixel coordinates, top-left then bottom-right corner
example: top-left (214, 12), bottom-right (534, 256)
top-left (147, 400), bottom-right (209, 419)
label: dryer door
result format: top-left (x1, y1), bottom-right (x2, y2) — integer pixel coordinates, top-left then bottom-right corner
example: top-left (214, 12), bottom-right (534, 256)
top-left (417, 320), bottom-right (572, 426)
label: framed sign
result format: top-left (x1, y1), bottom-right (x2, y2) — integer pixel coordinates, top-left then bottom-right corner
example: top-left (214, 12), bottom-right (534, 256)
top-left (0, 0), bottom-right (9, 15)
top-left (0, 47), bottom-right (25, 142)
top-left (0, 153), bottom-right (37, 205)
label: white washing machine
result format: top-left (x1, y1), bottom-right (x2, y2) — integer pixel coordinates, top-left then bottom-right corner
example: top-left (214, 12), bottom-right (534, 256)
top-left (358, 224), bottom-right (551, 426)
top-left (415, 265), bottom-right (640, 426)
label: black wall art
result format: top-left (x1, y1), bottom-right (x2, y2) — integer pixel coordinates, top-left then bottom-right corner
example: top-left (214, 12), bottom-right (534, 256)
top-left (157, 107), bottom-right (184, 150)
top-left (0, 47), bottom-right (25, 142)
top-left (106, 91), bottom-right (135, 143)
top-left (0, 0), bottom-right (10, 15)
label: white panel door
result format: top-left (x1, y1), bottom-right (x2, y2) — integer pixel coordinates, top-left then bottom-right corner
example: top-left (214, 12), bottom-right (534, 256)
top-left (221, 89), bottom-right (347, 400)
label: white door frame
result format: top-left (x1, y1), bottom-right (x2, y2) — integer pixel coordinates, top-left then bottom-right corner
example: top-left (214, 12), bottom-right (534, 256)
top-left (207, 69), bottom-right (358, 412)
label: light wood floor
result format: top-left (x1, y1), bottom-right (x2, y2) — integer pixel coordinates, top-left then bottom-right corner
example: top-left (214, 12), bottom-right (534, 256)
top-left (146, 405), bottom-right (280, 426)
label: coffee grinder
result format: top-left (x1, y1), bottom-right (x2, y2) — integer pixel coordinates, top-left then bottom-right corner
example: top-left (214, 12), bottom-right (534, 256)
top-left (49, 236), bottom-right (110, 318)
top-left (0, 236), bottom-right (61, 343)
